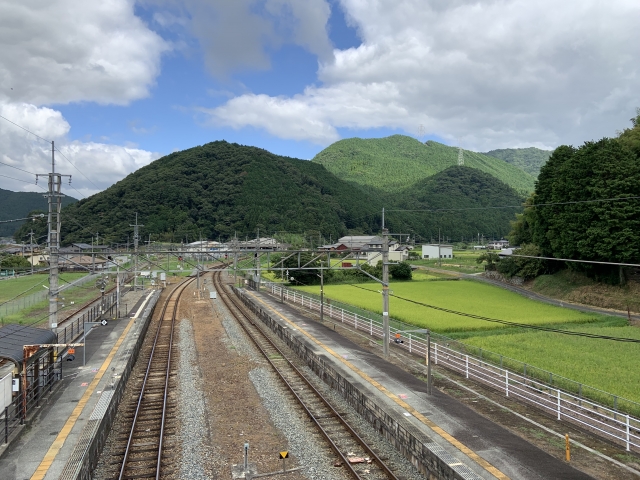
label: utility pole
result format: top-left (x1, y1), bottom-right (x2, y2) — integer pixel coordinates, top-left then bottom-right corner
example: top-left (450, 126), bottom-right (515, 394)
top-left (36, 141), bottom-right (70, 333)
top-left (28, 230), bottom-right (35, 275)
top-left (382, 208), bottom-right (390, 358)
top-left (256, 228), bottom-right (261, 292)
top-left (130, 213), bottom-right (143, 291)
top-left (319, 261), bottom-right (324, 322)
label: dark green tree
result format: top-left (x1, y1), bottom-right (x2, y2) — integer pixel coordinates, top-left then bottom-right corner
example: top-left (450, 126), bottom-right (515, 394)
top-left (390, 261), bottom-right (412, 280)
top-left (476, 251), bottom-right (500, 271)
top-left (0, 254), bottom-right (31, 270)
top-left (526, 134), bottom-right (640, 282)
top-left (282, 252), bottom-right (320, 285)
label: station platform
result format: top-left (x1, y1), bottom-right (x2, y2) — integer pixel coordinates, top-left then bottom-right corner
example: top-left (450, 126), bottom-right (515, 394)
top-left (239, 288), bottom-right (594, 480)
top-left (0, 288), bottom-right (158, 480)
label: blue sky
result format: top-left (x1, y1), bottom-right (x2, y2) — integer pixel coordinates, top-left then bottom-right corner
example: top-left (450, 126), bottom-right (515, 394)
top-left (0, 0), bottom-right (638, 196)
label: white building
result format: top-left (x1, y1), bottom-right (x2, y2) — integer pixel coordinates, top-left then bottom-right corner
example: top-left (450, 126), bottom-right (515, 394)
top-left (362, 249), bottom-right (408, 266)
top-left (421, 244), bottom-right (453, 259)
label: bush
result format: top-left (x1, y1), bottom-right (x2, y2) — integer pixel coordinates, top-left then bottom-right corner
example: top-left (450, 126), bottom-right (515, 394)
top-left (390, 261), bottom-right (412, 280)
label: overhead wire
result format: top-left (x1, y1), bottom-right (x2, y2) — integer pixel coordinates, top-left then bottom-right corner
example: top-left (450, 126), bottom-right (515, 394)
top-left (0, 161), bottom-right (35, 175)
top-left (347, 284), bottom-right (640, 344)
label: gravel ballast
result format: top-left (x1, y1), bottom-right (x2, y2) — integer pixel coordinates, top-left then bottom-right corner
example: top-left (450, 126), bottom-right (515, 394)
top-left (176, 318), bottom-right (214, 480)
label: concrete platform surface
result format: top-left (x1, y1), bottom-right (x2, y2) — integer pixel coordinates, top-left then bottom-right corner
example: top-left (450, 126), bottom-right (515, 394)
top-left (242, 288), bottom-right (594, 480)
top-left (0, 288), bottom-right (155, 480)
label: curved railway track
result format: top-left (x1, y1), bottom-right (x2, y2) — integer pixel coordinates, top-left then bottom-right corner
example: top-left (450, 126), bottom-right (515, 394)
top-left (115, 276), bottom-right (195, 480)
top-left (213, 271), bottom-right (400, 480)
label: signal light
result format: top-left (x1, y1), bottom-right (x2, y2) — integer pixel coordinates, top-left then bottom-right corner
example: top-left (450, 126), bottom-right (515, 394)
top-left (66, 354), bottom-right (75, 361)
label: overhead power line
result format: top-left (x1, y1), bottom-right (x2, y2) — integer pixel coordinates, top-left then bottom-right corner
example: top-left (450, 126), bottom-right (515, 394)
top-left (54, 147), bottom-right (100, 191)
top-left (0, 161), bottom-right (35, 175)
top-left (0, 114), bottom-right (52, 144)
top-left (348, 284), bottom-right (640, 343)
top-left (388, 196), bottom-right (640, 213)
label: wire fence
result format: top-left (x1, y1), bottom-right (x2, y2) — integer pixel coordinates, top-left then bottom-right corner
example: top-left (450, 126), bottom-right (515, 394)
top-left (0, 274), bottom-right (98, 321)
top-left (265, 282), bottom-right (640, 452)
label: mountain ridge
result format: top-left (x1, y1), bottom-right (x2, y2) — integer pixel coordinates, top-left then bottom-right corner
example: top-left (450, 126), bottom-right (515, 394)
top-left (312, 134), bottom-right (536, 196)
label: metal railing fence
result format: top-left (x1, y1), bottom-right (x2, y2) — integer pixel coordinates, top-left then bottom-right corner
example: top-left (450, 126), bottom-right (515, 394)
top-left (266, 282), bottom-right (640, 452)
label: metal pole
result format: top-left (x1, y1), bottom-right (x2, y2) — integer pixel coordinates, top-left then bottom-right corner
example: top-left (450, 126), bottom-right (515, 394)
top-left (382, 217), bottom-right (390, 358)
top-left (320, 267), bottom-right (324, 322)
top-left (47, 140), bottom-right (62, 333)
top-left (83, 325), bottom-right (86, 366)
top-left (427, 329), bottom-right (432, 395)
top-left (116, 263), bottom-right (120, 316)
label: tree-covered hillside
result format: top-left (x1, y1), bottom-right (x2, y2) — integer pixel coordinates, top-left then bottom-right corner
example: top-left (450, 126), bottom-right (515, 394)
top-left (395, 166), bottom-right (524, 241)
top-left (57, 141), bottom-right (391, 245)
top-left (0, 188), bottom-right (76, 238)
top-left (509, 110), bottom-right (640, 283)
top-left (483, 147), bottom-right (552, 178)
top-left (312, 135), bottom-right (536, 195)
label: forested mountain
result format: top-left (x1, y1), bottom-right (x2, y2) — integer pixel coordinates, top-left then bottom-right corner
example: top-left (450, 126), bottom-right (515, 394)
top-left (17, 141), bottom-right (524, 246)
top-left (312, 135), bottom-right (536, 196)
top-left (396, 166), bottom-right (524, 241)
top-left (54, 141), bottom-right (391, 244)
top-left (0, 188), bottom-right (76, 238)
top-left (483, 147), bottom-right (552, 177)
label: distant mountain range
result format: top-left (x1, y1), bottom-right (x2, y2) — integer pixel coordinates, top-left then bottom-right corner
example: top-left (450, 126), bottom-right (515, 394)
top-left (312, 135), bottom-right (538, 196)
top-left (483, 147), bottom-right (551, 178)
top-left (6, 136), bottom-right (549, 244)
top-left (0, 188), bottom-right (77, 238)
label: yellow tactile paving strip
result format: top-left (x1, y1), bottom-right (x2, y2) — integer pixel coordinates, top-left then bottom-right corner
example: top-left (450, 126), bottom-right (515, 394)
top-left (246, 290), bottom-right (509, 480)
top-left (30, 292), bottom-right (154, 480)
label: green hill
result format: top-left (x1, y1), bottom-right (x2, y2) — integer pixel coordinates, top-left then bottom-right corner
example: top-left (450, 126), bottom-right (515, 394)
top-left (312, 135), bottom-right (536, 196)
top-left (56, 141), bottom-right (390, 244)
top-left (21, 141), bottom-right (525, 246)
top-left (397, 166), bottom-right (524, 241)
top-left (483, 147), bottom-right (552, 178)
top-left (0, 188), bottom-right (76, 238)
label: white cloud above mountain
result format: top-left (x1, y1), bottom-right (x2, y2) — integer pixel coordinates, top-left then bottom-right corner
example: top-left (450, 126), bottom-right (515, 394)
top-left (0, 0), bottom-right (167, 196)
top-left (206, 0), bottom-right (640, 150)
top-left (0, 103), bottom-right (159, 197)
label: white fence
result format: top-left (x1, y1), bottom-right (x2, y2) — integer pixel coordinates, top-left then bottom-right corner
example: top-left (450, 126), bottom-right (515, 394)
top-left (268, 283), bottom-right (640, 452)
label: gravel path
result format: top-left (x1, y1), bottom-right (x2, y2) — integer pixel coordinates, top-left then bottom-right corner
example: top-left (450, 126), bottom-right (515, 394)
top-left (176, 318), bottom-right (214, 479)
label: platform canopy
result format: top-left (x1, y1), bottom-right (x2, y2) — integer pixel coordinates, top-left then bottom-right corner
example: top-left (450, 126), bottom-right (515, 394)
top-left (0, 324), bottom-right (56, 366)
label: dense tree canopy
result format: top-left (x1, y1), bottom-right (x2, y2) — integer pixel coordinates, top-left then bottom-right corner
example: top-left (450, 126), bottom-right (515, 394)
top-left (508, 114), bottom-right (640, 282)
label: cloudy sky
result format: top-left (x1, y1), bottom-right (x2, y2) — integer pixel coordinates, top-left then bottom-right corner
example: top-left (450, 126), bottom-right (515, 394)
top-left (0, 0), bottom-right (638, 197)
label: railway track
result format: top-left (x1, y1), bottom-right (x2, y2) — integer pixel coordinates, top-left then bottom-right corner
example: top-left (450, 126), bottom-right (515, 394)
top-left (213, 271), bottom-right (400, 480)
top-left (113, 276), bottom-right (195, 480)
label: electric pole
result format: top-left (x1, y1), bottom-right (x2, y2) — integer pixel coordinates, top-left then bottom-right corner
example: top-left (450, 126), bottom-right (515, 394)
top-left (130, 214), bottom-right (143, 290)
top-left (36, 141), bottom-right (70, 333)
top-left (382, 208), bottom-right (390, 358)
top-left (28, 230), bottom-right (35, 276)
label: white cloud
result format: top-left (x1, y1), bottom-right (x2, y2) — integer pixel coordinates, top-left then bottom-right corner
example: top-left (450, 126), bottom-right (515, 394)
top-left (0, 103), bottom-right (159, 197)
top-left (207, 0), bottom-right (640, 150)
top-left (0, 0), bottom-right (168, 105)
top-left (145, 0), bottom-right (333, 77)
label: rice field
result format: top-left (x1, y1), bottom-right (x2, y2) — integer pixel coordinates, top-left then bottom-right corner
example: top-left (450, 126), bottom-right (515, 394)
top-left (296, 280), bottom-right (608, 333)
top-left (463, 324), bottom-right (640, 403)
top-left (294, 278), bottom-right (640, 404)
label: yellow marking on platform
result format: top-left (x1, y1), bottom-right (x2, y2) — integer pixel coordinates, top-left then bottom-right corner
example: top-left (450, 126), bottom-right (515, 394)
top-left (245, 291), bottom-right (509, 480)
top-left (30, 291), bottom-right (153, 480)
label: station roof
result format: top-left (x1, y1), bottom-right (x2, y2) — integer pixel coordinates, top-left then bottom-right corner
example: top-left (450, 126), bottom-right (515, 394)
top-left (0, 325), bottom-right (56, 366)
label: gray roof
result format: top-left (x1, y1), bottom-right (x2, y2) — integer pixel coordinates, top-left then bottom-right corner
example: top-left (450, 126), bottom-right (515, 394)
top-left (0, 324), bottom-right (57, 366)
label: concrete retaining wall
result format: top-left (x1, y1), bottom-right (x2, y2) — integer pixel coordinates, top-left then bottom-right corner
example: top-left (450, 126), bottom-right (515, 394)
top-left (235, 288), bottom-right (473, 480)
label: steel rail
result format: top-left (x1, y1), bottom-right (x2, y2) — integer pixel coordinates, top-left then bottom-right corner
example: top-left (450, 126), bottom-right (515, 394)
top-left (118, 276), bottom-right (195, 480)
top-left (213, 271), bottom-right (399, 480)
